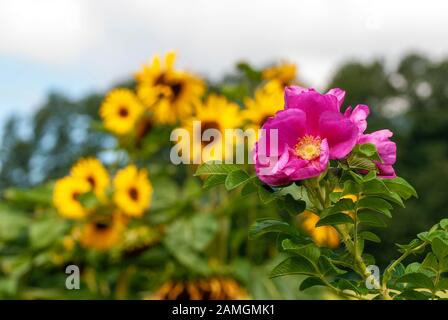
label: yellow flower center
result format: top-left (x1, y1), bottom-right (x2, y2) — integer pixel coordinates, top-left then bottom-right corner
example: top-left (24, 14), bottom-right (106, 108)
top-left (294, 135), bottom-right (322, 160)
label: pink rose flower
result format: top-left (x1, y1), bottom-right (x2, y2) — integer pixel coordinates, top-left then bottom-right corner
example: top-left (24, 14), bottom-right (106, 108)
top-left (254, 86), bottom-right (359, 186)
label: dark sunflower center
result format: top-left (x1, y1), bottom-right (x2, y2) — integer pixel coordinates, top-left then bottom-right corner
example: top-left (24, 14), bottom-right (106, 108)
top-left (153, 74), bottom-right (183, 101)
top-left (118, 106), bottom-right (129, 118)
top-left (87, 176), bottom-right (96, 188)
top-left (129, 187), bottom-right (139, 201)
top-left (201, 121), bottom-right (220, 146)
top-left (201, 121), bottom-right (220, 135)
top-left (94, 221), bottom-right (111, 231)
top-left (72, 192), bottom-right (80, 201)
top-left (169, 82), bottom-right (183, 99)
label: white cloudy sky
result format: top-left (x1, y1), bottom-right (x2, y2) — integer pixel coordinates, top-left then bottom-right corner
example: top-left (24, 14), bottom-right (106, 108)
top-left (0, 0), bottom-right (448, 124)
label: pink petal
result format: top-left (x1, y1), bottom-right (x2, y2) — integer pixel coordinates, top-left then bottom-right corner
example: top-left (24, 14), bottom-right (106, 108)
top-left (326, 88), bottom-right (346, 110)
top-left (318, 112), bottom-right (359, 159)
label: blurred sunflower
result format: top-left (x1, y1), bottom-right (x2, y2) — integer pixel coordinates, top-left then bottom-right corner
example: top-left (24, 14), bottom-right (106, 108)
top-left (113, 165), bottom-right (153, 217)
top-left (182, 94), bottom-right (244, 163)
top-left (300, 210), bottom-right (340, 249)
top-left (135, 52), bottom-right (205, 124)
top-left (71, 158), bottom-right (110, 201)
top-left (151, 278), bottom-right (248, 300)
top-left (53, 176), bottom-right (91, 219)
top-left (262, 61), bottom-right (297, 86)
top-left (100, 88), bottom-right (144, 135)
top-left (80, 213), bottom-right (126, 251)
top-left (243, 80), bottom-right (284, 130)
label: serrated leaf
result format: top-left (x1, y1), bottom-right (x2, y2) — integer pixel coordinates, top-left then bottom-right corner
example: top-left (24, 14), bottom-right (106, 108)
top-left (299, 277), bottom-right (326, 291)
top-left (258, 185), bottom-right (279, 204)
top-left (432, 237), bottom-right (448, 261)
top-left (357, 196), bottom-right (392, 218)
top-left (348, 156), bottom-right (376, 171)
top-left (203, 175), bottom-right (226, 189)
top-left (440, 219), bottom-right (448, 231)
top-left (224, 169), bottom-right (250, 190)
top-left (316, 213), bottom-right (354, 227)
top-left (396, 273), bottom-right (434, 290)
top-left (270, 256), bottom-right (317, 278)
top-left (357, 212), bottom-right (387, 228)
top-left (335, 279), bottom-right (365, 295)
top-left (342, 180), bottom-right (361, 197)
top-left (318, 255), bottom-right (347, 276)
top-left (249, 219), bottom-right (299, 239)
top-left (360, 231), bottom-right (381, 243)
top-left (364, 181), bottom-right (404, 208)
top-left (383, 177), bottom-right (418, 200)
top-left (358, 143), bottom-right (382, 160)
top-left (194, 163), bottom-right (241, 176)
top-left (422, 252), bottom-right (439, 272)
top-left (328, 198), bottom-right (356, 215)
top-left (282, 239), bottom-right (320, 264)
top-left (278, 194), bottom-right (306, 216)
top-left (396, 289), bottom-right (432, 300)
top-left (241, 181), bottom-right (258, 197)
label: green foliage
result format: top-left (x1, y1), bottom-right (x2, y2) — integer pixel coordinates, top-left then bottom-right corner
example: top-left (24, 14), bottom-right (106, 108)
top-left (193, 145), bottom-right (448, 299)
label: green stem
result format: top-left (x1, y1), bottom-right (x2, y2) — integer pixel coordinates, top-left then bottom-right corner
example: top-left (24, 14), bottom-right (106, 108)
top-left (307, 183), bottom-right (394, 300)
top-left (382, 242), bottom-right (428, 295)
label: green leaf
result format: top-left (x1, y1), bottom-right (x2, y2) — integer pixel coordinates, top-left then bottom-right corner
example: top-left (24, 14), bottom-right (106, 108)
top-left (328, 198), bottom-right (355, 214)
top-left (362, 179), bottom-right (404, 207)
top-left (440, 257), bottom-right (448, 272)
top-left (203, 175), bottom-right (226, 189)
top-left (164, 214), bottom-right (218, 274)
top-left (432, 237), bottom-right (448, 261)
top-left (316, 213), bottom-right (354, 227)
top-left (347, 156), bottom-right (376, 171)
top-left (335, 279), bottom-right (365, 295)
top-left (224, 169), bottom-right (250, 190)
top-left (30, 218), bottom-right (68, 250)
top-left (358, 143), bottom-right (381, 160)
top-left (360, 231), bottom-right (381, 243)
top-left (396, 273), bottom-right (434, 290)
top-left (194, 163), bottom-right (241, 176)
top-left (282, 239), bottom-right (320, 264)
top-left (318, 256), bottom-right (347, 276)
top-left (422, 252), bottom-right (439, 272)
top-left (363, 171), bottom-right (377, 181)
top-left (396, 238), bottom-right (425, 253)
top-left (278, 194), bottom-right (306, 216)
top-left (383, 177), bottom-right (418, 200)
top-left (357, 212), bottom-right (387, 228)
top-left (436, 278), bottom-right (448, 290)
top-left (241, 181), bottom-right (258, 197)
top-left (299, 277), bottom-right (326, 291)
top-left (249, 219), bottom-right (299, 239)
top-left (357, 196), bottom-right (392, 218)
top-left (396, 289), bottom-right (432, 300)
top-left (348, 170), bottom-right (365, 183)
top-left (258, 185), bottom-right (279, 204)
top-left (440, 219), bottom-right (448, 231)
top-left (270, 256), bottom-right (317, 278)
top-left (0, 206), bottom-right (30, 241)
top-left (342, 180), bottom-right (361, 197)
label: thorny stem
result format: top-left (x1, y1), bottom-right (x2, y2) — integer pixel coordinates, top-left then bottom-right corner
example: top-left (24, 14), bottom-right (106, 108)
top-left (306, 182), bottom-right (393, 300)
top-left (381, 242), bottom-right (428, 297)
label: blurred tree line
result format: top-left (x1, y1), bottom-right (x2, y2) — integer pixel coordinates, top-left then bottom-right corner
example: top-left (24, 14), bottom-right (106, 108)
top-left (1, 53), bottom-right (447, 267)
